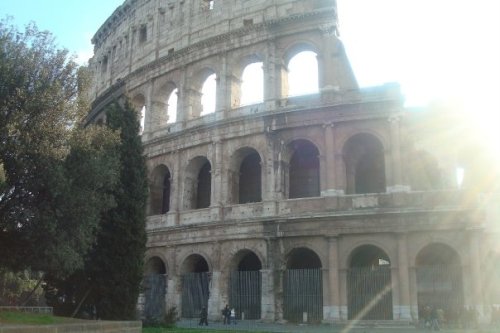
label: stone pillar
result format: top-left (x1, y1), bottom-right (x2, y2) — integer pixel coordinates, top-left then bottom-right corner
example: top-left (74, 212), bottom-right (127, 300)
top-left (215, 53), bottom-right (230, 120)
top-left (397, 233), bottom-right (412, 320)
top-left (264, 40), bottom-right (287, 110)
top-left (143, 81), bottom-right (153, 133)
top-left (208, 271), bottom-right (221, 320)
top-left (327, 237), bottom-right (341, 321)
top-left (339, 268), bottom-right (348, 320)
top-left (171, 150), bottom-right (181, 226)
top-left (210, 139), bottom-right (223, 207)
top-left (169, 274), bottom-right (181, 314)
top-left (408, 266), bottom-right (419, 321)
top-left (318, 27), bottom-right (358, 91)
top-left (261, 269), bottom-right (275, 321)
top-left (387, 115), bottom-right (410, 193)
top-left (469, 229), bottom-right (485, 320)
top-left (149, 100), bottom-right (167, 131)
top-left (322, 122), bottom-right (343, 196)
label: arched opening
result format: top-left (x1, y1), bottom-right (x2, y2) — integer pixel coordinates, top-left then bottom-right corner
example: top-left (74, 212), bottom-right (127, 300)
top-left (201, 73), bottom-right (216, 116)
top-left (238, 151), bottom-right (261, 204)
top-left (283, 248), bottom-right (323, 323)
top-left (181, 254), bottom-right (210, 318)
top-left (167, 88), bottom-right (178, 124)
top-left (287, 51), bottom-right (319, 97)
top-left (143, 257), bottom-right (167, 321)
top-left (131, 94), bottom-right (146, 134)
top-left (197, 161), bottom-right (211, 209)
top-left (149, 165), bottom-right (171, 215)
top-left (240, 62), bottom-right (264, 106)
top-left (416, 244), bottom-right (463, 321)
top-left (343, 133), bottom-right (386, 194)
top-left (288, 140), bottom-right (320, 199)
top-left (229, 250), bottom-right (262, 320)
top-left (184, 157), bottom-right (211, 210)
top-left (347, 245), bottom-right (393, 320)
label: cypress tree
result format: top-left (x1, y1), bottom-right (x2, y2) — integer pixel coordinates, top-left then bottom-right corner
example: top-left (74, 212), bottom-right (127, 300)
top-left (91, 100), bottom-right (148, 319)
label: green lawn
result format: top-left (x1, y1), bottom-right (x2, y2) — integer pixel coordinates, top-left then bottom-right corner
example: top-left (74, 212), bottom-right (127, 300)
top-left (0, 311), bottom-right (77, 325)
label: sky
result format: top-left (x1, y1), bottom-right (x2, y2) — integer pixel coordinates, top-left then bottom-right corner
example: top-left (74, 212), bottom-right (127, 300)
top-left (1, 0), bottom-right (499, 150)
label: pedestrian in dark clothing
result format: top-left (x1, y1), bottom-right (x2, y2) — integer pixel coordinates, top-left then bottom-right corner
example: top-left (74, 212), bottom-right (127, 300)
top-left (199, 307), bottom-right (208, 326)
top-left (430, 306), bottom-right (440, 331)
top-left (222, 304), bottom-right (230, 324)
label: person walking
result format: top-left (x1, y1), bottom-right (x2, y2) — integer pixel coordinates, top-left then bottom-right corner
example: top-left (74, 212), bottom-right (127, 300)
top-left (222, 304), bottom-right (230, 325)
top-left (230, 308), bottom-right (237, 325)
top-left (430, 306), bottom-right (440, 331)
top-left (199, 306), bottom-right (208, 326)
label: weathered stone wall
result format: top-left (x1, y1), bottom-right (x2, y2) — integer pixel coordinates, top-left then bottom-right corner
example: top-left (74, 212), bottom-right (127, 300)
top-left (89, 0), bottom-right (498, 325)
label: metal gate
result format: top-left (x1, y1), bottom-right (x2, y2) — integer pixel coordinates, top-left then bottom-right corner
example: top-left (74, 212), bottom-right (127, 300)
top-left (347, 266), bottom-right (393, 320)
top-left (283, 268), bottom-right (323, 323)
top-left (416, 265), bottom-right (463, 319)
top-left (229, 271), bottom-right (261, 319)
top-left (181, 272), bottom-right (210, 318)
top-left (143, 274), bottom-right (166, 321)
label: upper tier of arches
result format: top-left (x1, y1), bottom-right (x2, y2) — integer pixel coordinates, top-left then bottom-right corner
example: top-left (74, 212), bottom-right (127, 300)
top-left (88, 0), bottom-right (358, 132)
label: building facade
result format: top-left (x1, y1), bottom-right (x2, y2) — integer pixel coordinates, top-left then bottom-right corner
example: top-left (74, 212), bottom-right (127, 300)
top-left (88, 0), bottom-right (500, 324)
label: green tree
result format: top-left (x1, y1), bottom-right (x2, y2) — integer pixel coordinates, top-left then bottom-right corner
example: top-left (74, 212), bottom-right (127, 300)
top-left (0, 20), bottom-right (119, 278)
top-left (92, 100), bottom-right (148, 319)
top-left (45, 101), bottom-right (148, 319)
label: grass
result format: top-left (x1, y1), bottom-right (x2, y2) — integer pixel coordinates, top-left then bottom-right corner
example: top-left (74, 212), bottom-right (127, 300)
top-left (143, 328), bottom-right (269, 333)
top-left (0, 311), bottom-right (77, 325)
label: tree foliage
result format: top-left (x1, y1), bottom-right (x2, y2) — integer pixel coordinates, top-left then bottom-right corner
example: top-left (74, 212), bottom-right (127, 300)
top-left (45, 100), bottom-right (148, 320)
top-left (0, 19), bottom-right (119, 277)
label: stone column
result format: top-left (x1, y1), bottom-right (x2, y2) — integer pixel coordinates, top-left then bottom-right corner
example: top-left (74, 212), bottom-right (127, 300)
top-left (339, 268), bottom-right (348, 320)
top-left (322, 122), bottom-right (343, 196)
top-left (215, 53), bottom-right (229, 120)
top-left (397, 233), bottom-right (412, 320)
top-left (261, 269), bottom-right (275, 320)
top-left (469, 228), bottom-right (485, 320)
top-left (387, 114), bottom-right (409, 193)
top-left (210, 140), bottom-right (224, 216)
top-left (264, 40), bottom-right (287, 110)
top-left (408, 266), bottom-right (419, 321)
top-left (328, 237), bottom-right (341, 321)
top-left (208, 271), bottom-right (221, 320)
top-left (171, 150), bottom-right (181, 226)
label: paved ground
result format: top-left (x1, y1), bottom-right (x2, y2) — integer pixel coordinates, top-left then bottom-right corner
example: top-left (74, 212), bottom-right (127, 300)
top-left (176, 319), bottom-right (498, 333)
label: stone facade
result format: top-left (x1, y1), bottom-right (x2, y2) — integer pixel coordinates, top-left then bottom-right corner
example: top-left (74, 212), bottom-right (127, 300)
top-left (88, 0), bottom-right (500, 324)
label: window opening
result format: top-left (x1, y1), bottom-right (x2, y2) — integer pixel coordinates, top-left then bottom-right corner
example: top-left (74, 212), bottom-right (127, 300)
top-left (201, 73), bottom-right (216, 116)
top-left (240, 62), bottom-right (264, 106)
top-left (167, 88), bottom-right (178, 123)
top-left (287, 51), bottom-right (319, 97)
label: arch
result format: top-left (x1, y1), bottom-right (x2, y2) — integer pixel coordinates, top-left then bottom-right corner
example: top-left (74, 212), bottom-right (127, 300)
top-left (229, 249), bottom-right (263, 320)
top-left (151, 81), bottom-right (178, 128)
top-left (183, 156), bottom-right (211, 210)
top-left (144, 256), bottom-right (167, 275)
top-left (286, 247), bottom-right (323, 269)
top-left (200, 71), bottom-right (217, 116)
top-left (415, 243), bottom-right (463, 320)
top-left (286, 49), bottom-right (319, 97)
top-left (131, 93), bottom-right (146, 134)
top-left (283, 247), bottom-right (323, 322)
top-left (167, 88), bottom-right (178, 123)
top-left (149, 165), bottom-right (171, 215)
top-left (288, 139), bottom-right (320, 199)
top-left (229, 147), bottom-right (262, 204)
top-left (143, 256), bottom-right (167, 321)
top-left (240, 61), bottom-right (264, 106)
top-left (347, 245), bottom-right (393, 320)
top-left (343, 133), bottom-right (386, 194)
top-left (180, 254), bottom-right (210, 318)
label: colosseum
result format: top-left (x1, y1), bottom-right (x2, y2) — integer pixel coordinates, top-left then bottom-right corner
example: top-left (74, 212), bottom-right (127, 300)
top-left (87, 0), bottom-right (500, 325)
